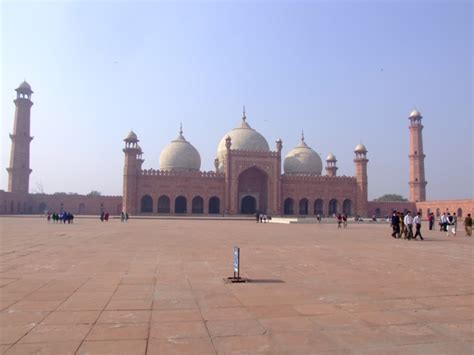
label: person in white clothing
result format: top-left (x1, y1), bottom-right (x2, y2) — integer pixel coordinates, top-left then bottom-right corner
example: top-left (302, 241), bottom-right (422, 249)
top-left (413, 212), bottom-right (424, 240)
top-left (446, 213), bottom-right (456, 236)
top-left (404, 212), bottom-right (413, 240)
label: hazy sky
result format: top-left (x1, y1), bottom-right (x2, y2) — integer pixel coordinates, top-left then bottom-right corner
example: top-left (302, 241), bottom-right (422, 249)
top-left (1, 0), bottom-right (472, 200)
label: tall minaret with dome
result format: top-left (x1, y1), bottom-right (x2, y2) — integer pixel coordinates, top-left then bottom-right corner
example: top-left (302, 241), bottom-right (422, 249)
top-left (7, 81), bottom-right (34, 194)
top-left (408, 109), bottom-right (427, 202)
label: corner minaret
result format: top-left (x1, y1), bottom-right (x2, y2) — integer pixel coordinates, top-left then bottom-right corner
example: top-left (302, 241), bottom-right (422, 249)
top-left (325, 153), bottom-right (338, 177)
top-left (122, 131), bottom-right (140, 214)
top-left (7, 81), bottom-right (34, 194)
top-left (354, 144), bottom-right (368, 216)
top-left (408, 109), bottom-right (427, 202)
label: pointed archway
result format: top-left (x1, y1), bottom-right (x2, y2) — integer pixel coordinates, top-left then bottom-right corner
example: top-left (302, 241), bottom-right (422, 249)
top-left (238, 167), bottom-right (268, 214)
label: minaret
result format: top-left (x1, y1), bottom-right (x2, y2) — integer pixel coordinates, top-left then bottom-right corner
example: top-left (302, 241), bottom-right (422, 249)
top-left (275, 138), bottom-right (283, 214)
top-left (325, 153), bottom-right (338, 177)
top-left (408, 109), bottom-right (427, 202)
top-left (122, 131), bottom-right (140, 214)
top-left (7, 81), bottom-right (34, 194)
top-left (354, 144), bottom-right (368, 216)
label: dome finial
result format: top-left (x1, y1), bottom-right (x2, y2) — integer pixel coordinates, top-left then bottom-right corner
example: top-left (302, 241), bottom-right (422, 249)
top-left (301, 129), bottom-right (305, 142)
top-left (179, 122), bottom-right (183, 135)
top-left (242, 105), bottom-right (246, 121)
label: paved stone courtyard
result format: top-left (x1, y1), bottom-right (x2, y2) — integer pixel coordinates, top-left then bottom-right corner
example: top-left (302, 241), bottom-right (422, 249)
top-left (0, 217), bottom-right (472, 354)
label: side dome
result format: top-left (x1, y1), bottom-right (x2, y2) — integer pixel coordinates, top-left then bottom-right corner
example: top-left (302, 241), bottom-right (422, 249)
top-left (159, 127), bottom-right (201, 172)
top-left (283, 134), bottom-right (322, 175)
top-left (216, 110), bottom-right (270, 171)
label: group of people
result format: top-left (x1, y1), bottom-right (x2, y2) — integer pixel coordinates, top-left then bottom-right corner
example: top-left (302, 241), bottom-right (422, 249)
top-left (255, 212), bottom-right (271, 223)
top-left (390, 210), bottom-right (424, 240)
top-left (120, 212), bottom-right (129, 222)
top-left (100, 212), bottom-right (110, 222)
top-left (391, 210), bottom-right (473, 239)
top-left (336, 214), bottom-right (348, 228)
top-left (47, 212), bottom-right (74, 224)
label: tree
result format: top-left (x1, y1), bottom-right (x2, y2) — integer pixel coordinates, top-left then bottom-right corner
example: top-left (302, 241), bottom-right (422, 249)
top-left (374, 194), bottom-right (408, 202)
top-left (87, 190), bottom-right (102, 197)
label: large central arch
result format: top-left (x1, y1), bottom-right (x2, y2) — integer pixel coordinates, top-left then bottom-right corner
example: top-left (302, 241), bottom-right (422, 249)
top-left (237, 167), bottom-right (268, 214)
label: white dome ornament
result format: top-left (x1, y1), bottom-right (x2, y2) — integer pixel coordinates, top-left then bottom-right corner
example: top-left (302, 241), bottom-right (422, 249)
top-left (159, 123), bottom-right (201, 172)
top-left (283, 131), bottom-right (323, 175)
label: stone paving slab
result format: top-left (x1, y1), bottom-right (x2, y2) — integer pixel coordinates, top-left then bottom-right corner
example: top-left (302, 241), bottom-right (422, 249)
top-left (0, 217), bottom-right (472, 354)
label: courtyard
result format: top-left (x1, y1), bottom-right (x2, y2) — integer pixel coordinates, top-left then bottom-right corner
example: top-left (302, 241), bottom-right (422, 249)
top-left (0, 217), bottom-right (472, 354)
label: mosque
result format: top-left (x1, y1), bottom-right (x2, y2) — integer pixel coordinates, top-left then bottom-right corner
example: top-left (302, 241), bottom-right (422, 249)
top-left (123, 109), bottom-right (369, 216)
top-left (1, 81), bottom-right (472, 218)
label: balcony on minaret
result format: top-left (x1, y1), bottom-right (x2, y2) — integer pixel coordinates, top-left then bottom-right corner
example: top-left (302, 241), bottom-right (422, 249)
top-left (409, 109), bottom-right (423, 125)
top-left (15, 81), bottom-right (33, 101)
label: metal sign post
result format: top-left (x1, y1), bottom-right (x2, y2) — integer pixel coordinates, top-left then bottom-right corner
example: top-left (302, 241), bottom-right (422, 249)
top-left (228, 246), bottom-right (246, 283)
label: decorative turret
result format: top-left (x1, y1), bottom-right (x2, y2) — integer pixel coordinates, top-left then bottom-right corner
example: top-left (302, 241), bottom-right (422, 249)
top-left (354, 143), bottom-right (369, 216)
top-left (408, 109), bottom-right (427, 202)
top-left (325, 153), bottom-right (338, 177)
top-left (7, 81), bottom-right (34, 194)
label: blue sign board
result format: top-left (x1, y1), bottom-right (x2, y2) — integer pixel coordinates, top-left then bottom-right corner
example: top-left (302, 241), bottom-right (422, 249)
top-left (233, 247), bottom-right (240, 274)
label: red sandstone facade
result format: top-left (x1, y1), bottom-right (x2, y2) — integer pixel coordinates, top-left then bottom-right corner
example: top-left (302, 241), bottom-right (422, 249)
top-left (122, 130), bottom-right (366, 217)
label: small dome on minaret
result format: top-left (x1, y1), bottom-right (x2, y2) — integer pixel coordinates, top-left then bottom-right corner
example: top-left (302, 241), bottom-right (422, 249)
top-left (16, 80), bottom-right (33, 93)
top-left (124, 130), bottom-right (139, 143)
top-left (354, 143), bottom-right (367, 153)
top-left (326, 153), bottom-right (336, 162)
top-left (409, 109), bottom-right (422, 119)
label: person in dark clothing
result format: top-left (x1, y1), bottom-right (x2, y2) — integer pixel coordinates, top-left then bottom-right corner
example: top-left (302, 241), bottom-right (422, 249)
top-left (255, 212), bottom-right (260, 223)
top-left (391, 211), bottom-right (400, 238)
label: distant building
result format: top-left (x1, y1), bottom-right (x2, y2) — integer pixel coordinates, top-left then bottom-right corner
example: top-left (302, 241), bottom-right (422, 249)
top-left (0, 81), bottom-right (472, 217)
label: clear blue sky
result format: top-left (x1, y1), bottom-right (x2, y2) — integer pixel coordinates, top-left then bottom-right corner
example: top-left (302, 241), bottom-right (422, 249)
top-left (1, 0), bottom-right (472, 200)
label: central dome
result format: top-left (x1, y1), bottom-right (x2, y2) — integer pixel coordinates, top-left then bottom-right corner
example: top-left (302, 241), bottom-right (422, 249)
top-left (216, 111), bottom-right (270, 171)
top-left (283, 134), bottom-right (322, 175)
top-left (159, 126), bottom-right (201, 172)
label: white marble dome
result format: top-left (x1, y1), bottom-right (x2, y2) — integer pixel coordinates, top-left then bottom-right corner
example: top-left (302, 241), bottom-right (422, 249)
top-left (283, 136), bottom-right (322, 175)
top-left (159, 129), bottom-right (201, 172)
top-left (216, 112), bottom-right (270, 171)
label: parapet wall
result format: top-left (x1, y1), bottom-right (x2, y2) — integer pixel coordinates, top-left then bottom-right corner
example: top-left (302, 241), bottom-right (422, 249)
top-left (416, 199), bottom-right (473, 218)
top-left (0, 190), bottom-right (122, 215)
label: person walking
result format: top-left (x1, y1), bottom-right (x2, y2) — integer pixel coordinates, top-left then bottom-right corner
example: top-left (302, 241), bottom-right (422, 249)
top-left (441, 213), bottom-right (448, 232)
top-left (342, 214), bottom-right (348, 228)
top-left (125, 212), bottom-right (129, 222)
top-left (428, 213), bottom-right (434, 231)
top-left (464, 213), bottom-right (472, 237)
top-left (391, 211), bottom-right (400, 238)
top-left (255, 211), bottom-right (260, 223)
top-left (453, 212), bottom-right (458, 235)
top-left (413, 212), bottom-right (424, 240)
top-left (404, 211), bottom-right (414, 240)
top-left (446, 213), bottom-right (455, 236)
top-left (337, 214), bottom-right (342, 228)
top-left (399, 212), bottom-right (406, 239)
